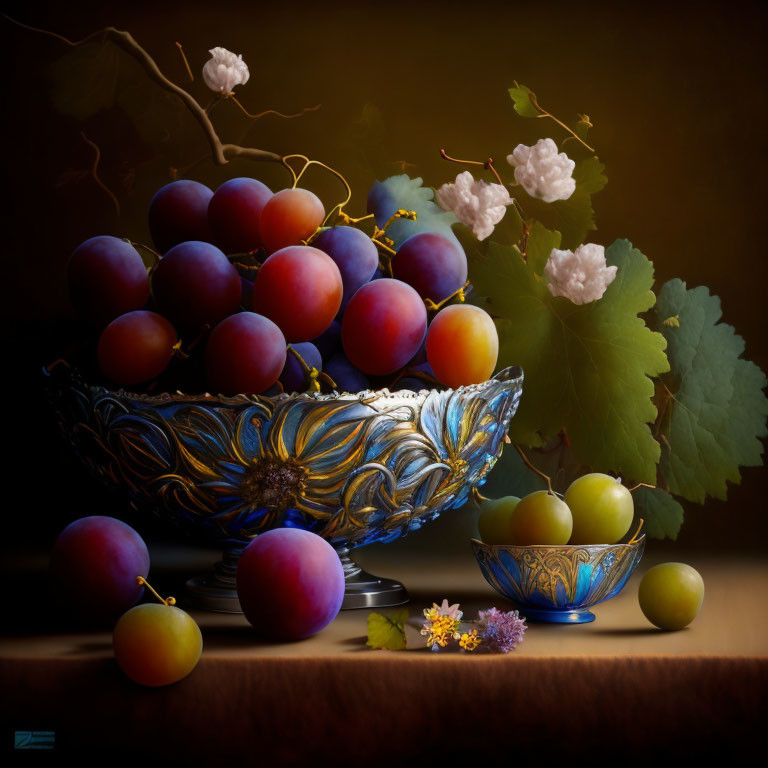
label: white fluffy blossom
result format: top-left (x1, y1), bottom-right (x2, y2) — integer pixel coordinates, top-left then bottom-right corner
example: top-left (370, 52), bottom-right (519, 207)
top-left (544, 243), bottom-right (617, 304)
top-left (507, 138), bottom-right (576, 203)
top-left (202, 47), bottom-right (250, 94)
top-left (435, 171), bottom-right (513, 241)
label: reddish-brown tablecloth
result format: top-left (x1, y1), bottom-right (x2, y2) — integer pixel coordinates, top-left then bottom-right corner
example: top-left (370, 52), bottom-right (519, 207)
top-left (2, 546), bottom-right (766, 762)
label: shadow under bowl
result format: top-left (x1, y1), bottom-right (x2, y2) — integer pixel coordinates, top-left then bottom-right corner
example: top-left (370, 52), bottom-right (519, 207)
top-left (471, 535), bottom-right (645, 624)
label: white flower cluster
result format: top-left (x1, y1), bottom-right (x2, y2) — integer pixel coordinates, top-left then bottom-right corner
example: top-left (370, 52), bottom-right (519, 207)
top-left (202, 47), bottom-right (250, 94)
top-left (435, 171), bottom-right (514, 241)
top-left (507, 138), bottom-right (576, 203)
top-left (544, 243), bottom-right (617, 304)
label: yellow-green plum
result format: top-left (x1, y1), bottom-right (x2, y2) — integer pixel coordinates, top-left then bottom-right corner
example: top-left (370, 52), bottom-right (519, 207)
top-left (638, 563), bottom-right (705, 630)
top-left (477, 496), bottom-right (521, 544)
top-left (113, 603), bottom-right (202, 686)
top-left (507, 491), bottom-right (573, 545)
top-left (565, 473), bottom-right (634, 544)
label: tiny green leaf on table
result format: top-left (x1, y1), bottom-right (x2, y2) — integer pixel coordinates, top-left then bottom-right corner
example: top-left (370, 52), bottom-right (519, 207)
top-left (651, 280), bottom-right (768, 503)
top-left (464, 227), bottom-right (669, 484)
top-left (632, 485), bottom-right (684, 540)
top-left (518, 156), bottom-right (608, 250)
top-left (366, 609), bottom-right (408, 651)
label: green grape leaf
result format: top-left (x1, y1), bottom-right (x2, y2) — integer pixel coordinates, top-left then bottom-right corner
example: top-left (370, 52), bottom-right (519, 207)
top-left (508, 83), bottom-right (540, 118)
top-left (465, 230), bottom-right (669, 483)
top-left (525, 220), bottom-right (562, 273)
top-left (50, 42), bottom-right (120, 120)
top-left (366, 609), bottom-right (408, 650)
top-left (632, 486), bottom-right (684, 540)
top-left (519, 156), bottom-right (607, 250)
top-left (650, 280), bottom-right (768, 503)
top-left (369, 175), bottom-right (458, 249)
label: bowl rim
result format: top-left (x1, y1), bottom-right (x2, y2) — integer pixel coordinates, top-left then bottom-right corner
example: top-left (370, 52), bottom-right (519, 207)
top-left (45, 361), bottom-right (524, 407)
top-left (470, 534), bottom-right (646, 555)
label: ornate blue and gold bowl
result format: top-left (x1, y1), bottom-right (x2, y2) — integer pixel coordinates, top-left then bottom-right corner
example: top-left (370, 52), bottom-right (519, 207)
top-left (471, 535), bottom-right (645, 623)
top-left (47, 363), bottom-right (523, 610)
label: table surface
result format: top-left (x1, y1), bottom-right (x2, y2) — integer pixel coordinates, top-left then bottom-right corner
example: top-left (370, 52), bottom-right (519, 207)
top-left (3, 544), bottom-right (767, 658)
top-left (2, 543), bottom-right (767, 762)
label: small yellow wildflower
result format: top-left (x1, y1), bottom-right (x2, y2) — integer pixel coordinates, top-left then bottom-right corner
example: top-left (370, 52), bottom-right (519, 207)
top-left (459, 630), bottom-right (481, 651)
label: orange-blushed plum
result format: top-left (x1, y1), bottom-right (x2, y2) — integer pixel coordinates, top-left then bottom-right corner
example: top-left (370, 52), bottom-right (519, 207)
top-left (253, 246), bottom-right (343, 342)
top-left (426, 304), bottom-right (498, 388)
top-left (97, 310), bottom-right (177, 387)
top-left (259, 188), bottom-right (325, 253)
top-left (113, 603), bottom-right (202, 686)
top-left (237, 529), bottom-right (345, 640)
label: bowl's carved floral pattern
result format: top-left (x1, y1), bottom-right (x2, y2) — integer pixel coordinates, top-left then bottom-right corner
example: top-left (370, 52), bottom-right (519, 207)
top-left (48, 365), bottom-right (523, 548)
top-left (472, 537), bottom-right (645, 610)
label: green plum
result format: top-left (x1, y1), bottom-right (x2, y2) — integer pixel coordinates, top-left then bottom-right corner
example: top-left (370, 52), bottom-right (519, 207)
top-left (507, 491), bottom-right (573, 545)
top-left (638, 562), bottom-right (705, 630)
top-left (565, 473), bottom-right (634, 544)
top-left (113, 602), bottom-right (202, 686)
top-left (477, 496), bottom-right (521, 544)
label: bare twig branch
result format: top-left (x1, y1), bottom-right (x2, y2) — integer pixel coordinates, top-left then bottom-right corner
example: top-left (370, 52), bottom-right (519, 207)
top-left (80, 132), bottom-right (120, 215)
top-left (3, 15), bottom-right (282, 167)
top-left (175, 41), bottom-right (194, 82)
top-left (229, 96), bottom-right (321, 122)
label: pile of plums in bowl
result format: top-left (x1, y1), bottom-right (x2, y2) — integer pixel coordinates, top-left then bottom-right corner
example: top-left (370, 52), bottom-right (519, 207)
top-left (67, 177), bottom-right (500, 398)
top-left (51, 174), bottom-right (524, 610)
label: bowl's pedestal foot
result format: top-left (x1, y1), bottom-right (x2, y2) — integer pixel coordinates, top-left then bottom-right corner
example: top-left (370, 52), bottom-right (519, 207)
top-left (185, 547), bottom-right (244, 613)
top-left (336, 547), bottom-right (410, 610)
top-left (185, 545), bottom-right (410, 613)
top-left (522, 607), bottom-right (595, 624)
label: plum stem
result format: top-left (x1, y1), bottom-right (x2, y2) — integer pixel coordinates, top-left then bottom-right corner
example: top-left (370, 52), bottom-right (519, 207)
top-left (471, 486), bottom-right (491, 505)
top-left (282, 154), bottom-right (357, 226)
top-left (514, 443), bottom-right (554, 495)
top-left (627, 482), bottom-right (656, 492)
top-left (123, 239), bottom-right (161, 268)
top-left (137, 576), bottom-right (176, 606)
top-left (627, 518), bottom-right (645, 544)
top-left (286, 345), bottom-right (336, 393)
top-left (424, 281), bottom-right (470, 312)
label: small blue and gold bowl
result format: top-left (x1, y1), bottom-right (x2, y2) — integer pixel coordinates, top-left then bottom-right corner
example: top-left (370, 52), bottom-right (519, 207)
top-left (471, 535), bottom-right (645, 624)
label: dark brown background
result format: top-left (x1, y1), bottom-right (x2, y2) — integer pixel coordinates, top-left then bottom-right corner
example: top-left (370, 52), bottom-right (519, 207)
top-left (0, 0), bottom-right (766, 554)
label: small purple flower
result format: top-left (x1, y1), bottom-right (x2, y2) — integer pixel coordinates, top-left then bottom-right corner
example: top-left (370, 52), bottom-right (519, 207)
top-left (476, 607), bottom-right (527, 653)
